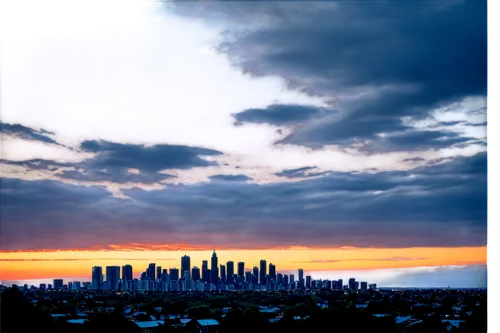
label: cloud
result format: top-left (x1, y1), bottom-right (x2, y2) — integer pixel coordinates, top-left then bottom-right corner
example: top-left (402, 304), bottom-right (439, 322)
top-left (233, 104), bottom-right (337, 126)
top-left (372, 263), bottom-right (488, 289)
top-left (275, 166), bottom-right (330, 179)
top-left (174, 1), bottom-right (486, 152)
top-left (1, 122), bottom-right (60, 146)
top-left (0, 258), bottom-right (174, 262)
top-left (293, 257), bottom-right (431, 263)
top-left (2, 140), bottom-right (224, 184)
top-left (1, 152), bottom-right (486, 251)
top-left (1, 159), bottom-right (73, 171)
top-left (209, 174), bottom-right (252, 182)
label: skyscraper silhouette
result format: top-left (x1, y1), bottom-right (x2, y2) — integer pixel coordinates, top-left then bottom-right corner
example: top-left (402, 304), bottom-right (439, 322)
top-left (227, 261), bottom-right (234, 284)
top-left (122, 265), bottom-right (133, 281)
top-left (181, 255), bottom-right (191, 277)
top-left (211, 245), bottom-right (219, 284)
top-left (260, 260), bottom-right (267, 285)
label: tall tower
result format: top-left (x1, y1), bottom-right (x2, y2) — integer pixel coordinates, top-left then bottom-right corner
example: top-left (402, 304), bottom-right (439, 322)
top-left (181, 255), bottom-right (191, 278)
top-left (227, 261), bottom-right (235, 284)
top-left (269, 263), bottom-right (276, 281)
top-left (211, 245), bottom-right (219, 284)
top-left (92, 266), bottom-right (103, 290)
top-left (122, 265), bottom-right (133, 281)
top-left (260, 260), bottom-right (267, 285)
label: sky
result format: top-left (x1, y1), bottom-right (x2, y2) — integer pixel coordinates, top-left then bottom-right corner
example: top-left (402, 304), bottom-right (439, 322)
top-left (0, 0), bottom-right (487, 287)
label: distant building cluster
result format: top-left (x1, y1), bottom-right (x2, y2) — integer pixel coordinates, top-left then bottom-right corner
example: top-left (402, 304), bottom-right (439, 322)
top-left (39, 248), bottom-right (377, 292)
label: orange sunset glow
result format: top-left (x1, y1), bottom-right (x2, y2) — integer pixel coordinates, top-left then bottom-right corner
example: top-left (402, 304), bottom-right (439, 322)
top-left (0, 246), bottom-right (486, 281)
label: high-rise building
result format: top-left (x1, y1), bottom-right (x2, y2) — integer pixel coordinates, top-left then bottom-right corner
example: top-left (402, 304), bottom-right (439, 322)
top-left (181, 255), bottom-right (191, 277)
top-left (106, 266), bottom-right (120, 290)
top-left (252, 266), bottom-right (259, 284)
top-left (220, 264), bottom-right (226, 282)
top-left (211, 246), bottom-right (219, 283)
top-left (338, 279), bottom-right (343, 290)
top-left (92, 266), bottom-right (103, 290)
top-left (306, 276), bottom-right (312, 288)
top-left (269, 263), bottom-right (276, 281)
top-left (360, 282), bottom-right (368, 290)
top-left (349, 278), bottom-right (356, 290)
top-left (39, 284), bottom-right (46, 290)
top-left (298, 269), bottom-right (304, 289)
top-left (237, 262), bottom-right (245, 280)
top-left (202, 260), bottom-right (209, 282)
top-left (245, 271), bottom-right (252, 284)
top-left (53, 279), bottom-right (63, 289)
top-left (147, 263), bottom-right (156, 280)
top-left (260, 260), bottom-right (267, 285)
top-left (122, 265), bottom-right (133, 281)
top-left (157, 266), bottom-right (162, 280)
top-left (227, 261), bottom-right (235, 283)
top-left (192, 266), bottom-right (201, 281)
top-left (290, 274), bottom-right (295, 285)
top-left (170, 268), bottom-right (179, 281)
top-left (283, 275), bottom-right (289, 286)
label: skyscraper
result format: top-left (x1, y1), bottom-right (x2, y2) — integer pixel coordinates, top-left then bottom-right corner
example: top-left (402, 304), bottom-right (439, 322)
top-left (252, 266), bottom-right (259, 285)
top-left (211, 246), bottom-right (219, 283)
top-left (147, 263), bottom-right (156, 280)
top-left (237, 262), bottom-right (245, 280)
top-left (202, 260), bottom-right (209, 282)
top-left (306, 276), bottom-right (311, 289)
top-left (157, 266), bottom-right (162, 280)
top-left (53, 279), bottom-right (63, 289)
top-left (220, 264), bottom-right (226, 283)
top-left (192, 266), bottom-right (201, 281)
top-left (181, 255), bottom-right (191, 277)
top-left (122, 265), bottom-right (133, 281)
top-left (269, 263), bottom-right (276, 281)
top-left (106, 266), bottom-right (120, 290)
top-left (245, 271), bottom-right (252, 283)
top-left (360, 281), bottom-right (368, 290)
top-left (260, 260), bottom-right (267, 285)
top-left (92, 266), bottom-right (103, 290)
top-left (349, 278), bottom-right (356, 290)
top-left (338, 279), bottom-right (343, 290)
top-left (170, 268), bottom-right (179, 281)
top-left (227, 261), bottom-right (235, 284)
top-left (298, 269), bottom-right (304, 289)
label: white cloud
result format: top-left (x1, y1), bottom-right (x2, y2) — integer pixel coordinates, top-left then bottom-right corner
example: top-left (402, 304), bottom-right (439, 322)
top-left (0, 1), bottom-right (487, 190)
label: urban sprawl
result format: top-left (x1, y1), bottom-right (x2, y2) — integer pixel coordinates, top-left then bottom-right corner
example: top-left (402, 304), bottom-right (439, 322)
top-left (34, 249), bottom-right (377, 292)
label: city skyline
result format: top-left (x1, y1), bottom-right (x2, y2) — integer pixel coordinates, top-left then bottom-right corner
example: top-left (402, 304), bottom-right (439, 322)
top-left (0, 0), bottom-right (487, 290)
top-left (3, 250), bottom-right (379, 292)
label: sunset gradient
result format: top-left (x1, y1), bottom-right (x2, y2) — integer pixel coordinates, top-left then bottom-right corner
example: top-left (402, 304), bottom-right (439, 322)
top-left (0, 0), bottom-right (486, 288)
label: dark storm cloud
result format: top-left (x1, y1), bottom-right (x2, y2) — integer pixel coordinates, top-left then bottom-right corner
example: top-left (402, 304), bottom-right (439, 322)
top-left (1, 159), bottom-right (73, 171)
top-left (68, 140), bottom-right (221, 183)
top-left (0, 122), bottom-right (60, 145)
top-left (233, 104), bottom-right (337, 126)
top-left (175, 1), bottom-right (486, 151)
top-left (275, 166), bottom-right (330, 179)
top-left (209, 174), bottom-right (252, 182)
top-left (79, 140), bottom-right (222, 172)
top-left (1, 152), bottom-right (486, 250)
top-left (3, 140), bottom-right (223, 184)
top-left (403, 157), bottom-right (425, 163)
